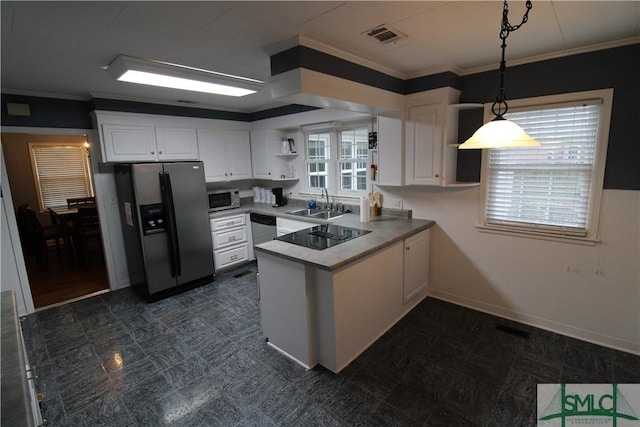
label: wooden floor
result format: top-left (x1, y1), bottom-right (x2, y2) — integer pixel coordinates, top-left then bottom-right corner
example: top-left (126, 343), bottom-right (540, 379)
top-left (25, 244), bottom-right (109, 308)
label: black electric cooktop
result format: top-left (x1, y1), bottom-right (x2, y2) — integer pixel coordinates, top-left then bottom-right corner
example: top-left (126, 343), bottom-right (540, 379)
top-left (276, 224), bottom-right (371, 250)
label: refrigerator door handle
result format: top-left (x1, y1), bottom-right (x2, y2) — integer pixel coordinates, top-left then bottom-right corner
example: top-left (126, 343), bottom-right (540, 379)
top-left (159, 171), bottom-right (182, 278)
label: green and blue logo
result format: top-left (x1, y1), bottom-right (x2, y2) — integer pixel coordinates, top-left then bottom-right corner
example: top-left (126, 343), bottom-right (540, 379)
top-left (538, 384), bottom-right (640, 426)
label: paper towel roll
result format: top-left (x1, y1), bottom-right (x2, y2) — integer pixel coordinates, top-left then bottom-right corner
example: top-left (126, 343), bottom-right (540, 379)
top-left (360, 196), bottom-right (370, 223)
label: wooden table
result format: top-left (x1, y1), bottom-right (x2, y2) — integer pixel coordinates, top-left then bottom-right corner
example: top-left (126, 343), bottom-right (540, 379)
top-left (48, 204), bottom-right (96, 259)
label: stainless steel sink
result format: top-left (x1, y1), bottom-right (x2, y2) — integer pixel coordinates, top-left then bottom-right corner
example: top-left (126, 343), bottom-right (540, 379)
top-left (310, 210), bottom-right (344, 220)
top-left (286, 208), bottom-right (323, 216)
top-left (285, 208), bottom-right (344, 220)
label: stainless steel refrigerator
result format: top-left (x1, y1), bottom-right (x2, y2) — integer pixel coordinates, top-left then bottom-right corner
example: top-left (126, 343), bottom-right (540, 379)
top-left (114, 162), bottom-right (214, 298)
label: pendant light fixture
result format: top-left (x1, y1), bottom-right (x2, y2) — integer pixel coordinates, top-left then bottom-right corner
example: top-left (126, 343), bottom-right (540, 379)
top-left (459, 0), bottom-right (540, 149)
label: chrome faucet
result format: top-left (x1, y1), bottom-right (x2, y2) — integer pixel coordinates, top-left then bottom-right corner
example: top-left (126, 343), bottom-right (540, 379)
top-left (321, 187), bottom-right (330, 210)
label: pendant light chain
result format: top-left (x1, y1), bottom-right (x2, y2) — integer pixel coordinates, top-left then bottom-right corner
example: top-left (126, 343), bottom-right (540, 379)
top-left (492, 0), bottom-right (533, 118)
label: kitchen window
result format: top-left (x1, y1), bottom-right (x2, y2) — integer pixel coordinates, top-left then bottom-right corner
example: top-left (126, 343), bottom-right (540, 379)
top-left (29, 142), bottom-right (94, 211)
top-left (304, 123), bottom-right (369, 196)
top-left (479, 89), bottom-right (613, 241)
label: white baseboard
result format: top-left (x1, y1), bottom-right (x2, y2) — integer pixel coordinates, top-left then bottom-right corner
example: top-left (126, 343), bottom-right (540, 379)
top-left (428, 289), bottom-right (640, 356)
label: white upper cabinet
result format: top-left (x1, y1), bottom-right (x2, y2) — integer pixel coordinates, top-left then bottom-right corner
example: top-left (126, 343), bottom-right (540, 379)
top-left (197, 129), bottom-right (227, 181)
top-left (250, 129), bottom-right (274, 179)
top-left (225, 131), bottom-right (253, 180)
top-left (154, 127), bottom-right (199, 161)
top-left (405, 104), bottom-right (443, 186)
top-left (95, 112), bottom-right (198, 162)
top-left (376, 115), bottom-right (403, 186)
top-left (403, 87), bottom-right (478, 187)
top-left (251, 129), bottom-right (298, 181)
top-left (197, 129), bottom-right (252, 182)
top-left (100, 123), bottom-right (157, 162)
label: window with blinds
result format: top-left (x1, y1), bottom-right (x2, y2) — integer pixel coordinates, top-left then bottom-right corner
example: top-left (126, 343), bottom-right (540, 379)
top-left (303, 122), bottom-right (370, 196)
top-left (481, 90), bottom-right (612, 240)
top-left (29, 143), bottom-right (93, 210)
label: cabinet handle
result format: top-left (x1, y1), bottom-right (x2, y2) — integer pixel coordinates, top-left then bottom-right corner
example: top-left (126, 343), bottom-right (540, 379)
top-left (228, 236), bottom-right (236, 242)
top-left (231, 254), bottom-right (238, 261)
top-left (151, 151), bottom-right (155, 155)
top-left (406, 247), bottom-right (411, 251)
top-left (159, 150), bottom-right (163, 155)
top-left (435, 173), bottom-right (439, 178)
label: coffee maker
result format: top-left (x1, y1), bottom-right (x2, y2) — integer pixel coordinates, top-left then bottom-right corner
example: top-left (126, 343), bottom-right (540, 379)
top-left (272, 187), bottom-right (286, 207)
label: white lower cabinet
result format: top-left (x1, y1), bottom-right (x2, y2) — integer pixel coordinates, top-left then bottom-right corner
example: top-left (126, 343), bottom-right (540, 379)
top-left (210, 213), bottom-right (252, 272)
top-left (258, 227), bottom-right (430, 373)
top-left (403, 229), bottom-right (430, 303)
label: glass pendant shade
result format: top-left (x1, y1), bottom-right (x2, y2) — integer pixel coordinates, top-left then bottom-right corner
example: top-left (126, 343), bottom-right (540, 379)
top-left (458, 117), bottom-right (540, 149)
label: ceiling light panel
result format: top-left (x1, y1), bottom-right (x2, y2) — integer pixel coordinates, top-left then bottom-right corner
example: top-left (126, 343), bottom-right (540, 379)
top-left (106, 55), bottom-right (263, 97)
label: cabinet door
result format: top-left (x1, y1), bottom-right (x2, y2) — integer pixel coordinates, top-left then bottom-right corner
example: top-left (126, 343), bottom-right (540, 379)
top-left (101, 124), bottom-right (157, 162)
top-left (250, 130), bottom-right (274, 179)
top-left (377, 115), bottom-right (403, 186)
top-left (155, 127), bottom-right (199, 161)
top-left (405, 105), bottom-right (442, 185)
top-left (403, 229), bottom-right (430, 303)
top-left (197, 129), bottom-right (228, 182)
top-left (226, 131), bottom-right (253, 180)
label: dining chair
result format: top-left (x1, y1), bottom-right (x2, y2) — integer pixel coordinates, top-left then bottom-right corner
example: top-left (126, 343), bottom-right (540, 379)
top-left (16, 204), bottom-right (65, 260)
top-left (67, 196), bottom-right (96, 208)
top-left (74, 205), bottom-right (102, 264)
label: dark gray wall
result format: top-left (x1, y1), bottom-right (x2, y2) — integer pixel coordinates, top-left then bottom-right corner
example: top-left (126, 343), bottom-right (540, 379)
top-left (458, 43), bottom-right (640, 190)
top-left (3, 43), bottom-right (638, 189)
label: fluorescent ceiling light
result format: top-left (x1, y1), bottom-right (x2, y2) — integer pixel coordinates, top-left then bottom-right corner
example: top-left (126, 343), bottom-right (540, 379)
top-left (106, 55), bottom-right (263, 97)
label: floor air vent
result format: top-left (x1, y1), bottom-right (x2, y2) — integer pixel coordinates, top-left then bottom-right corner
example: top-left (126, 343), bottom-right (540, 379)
top-left (495, 323), bottom-right (530, 339)
top-left (363, 25), bottom-right (407, 44)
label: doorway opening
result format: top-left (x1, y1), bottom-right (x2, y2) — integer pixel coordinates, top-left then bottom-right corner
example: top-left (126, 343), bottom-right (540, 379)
top-left (2, 132), bottom-right (109, 308)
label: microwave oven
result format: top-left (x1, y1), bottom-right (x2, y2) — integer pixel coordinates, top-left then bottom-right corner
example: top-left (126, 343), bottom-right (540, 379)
top-left (208, 188), bottom-right (240, 212)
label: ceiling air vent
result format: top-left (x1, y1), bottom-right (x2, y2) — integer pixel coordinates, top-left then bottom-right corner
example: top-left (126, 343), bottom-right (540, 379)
top-left (363, 25), bottom-right (407, 45)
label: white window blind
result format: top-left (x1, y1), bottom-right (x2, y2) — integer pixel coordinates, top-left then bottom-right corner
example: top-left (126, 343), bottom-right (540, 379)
top-left (338, 127), bottom-right (368, 191)
top-left (304, 122), bottom-right (370, 196)
top-left (29, 143), bottom-right (93, 210)
top-left (306, 131), bottom-right (331, 190)
top-left (485, 101), bottom-right (601, 236)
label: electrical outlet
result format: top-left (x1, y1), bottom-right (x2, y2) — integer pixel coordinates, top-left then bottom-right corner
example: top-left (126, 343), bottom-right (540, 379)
top-left (394, 199), bottom-right (403, 209)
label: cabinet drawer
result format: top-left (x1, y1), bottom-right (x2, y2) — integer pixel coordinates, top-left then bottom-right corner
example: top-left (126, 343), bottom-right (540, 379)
top-left (212, 226), bottom-right (248, 249)
top-left (214, 243), bottom-right (250, 271)
top-left (210, 213), bottom-right (246, 231)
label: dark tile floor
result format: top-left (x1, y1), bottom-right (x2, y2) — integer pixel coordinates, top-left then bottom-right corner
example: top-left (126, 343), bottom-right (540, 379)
top-left (21, 262), bottom-right (640, 426)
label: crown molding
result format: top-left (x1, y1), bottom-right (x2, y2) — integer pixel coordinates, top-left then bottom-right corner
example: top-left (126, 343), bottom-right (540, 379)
top-left (459, 37), bottom-right (640, 76)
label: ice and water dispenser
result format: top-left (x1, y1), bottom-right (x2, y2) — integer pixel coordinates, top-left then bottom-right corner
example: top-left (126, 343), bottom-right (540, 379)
top-left (140, 204), bottom-right (166, 235)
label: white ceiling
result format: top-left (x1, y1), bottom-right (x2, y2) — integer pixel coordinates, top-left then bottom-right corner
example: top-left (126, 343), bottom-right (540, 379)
top-left (2, 1), bottom-right (639, 113)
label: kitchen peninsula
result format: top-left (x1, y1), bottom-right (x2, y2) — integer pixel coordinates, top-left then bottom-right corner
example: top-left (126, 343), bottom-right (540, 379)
top-left (253, 210), bottom-right (434, 373)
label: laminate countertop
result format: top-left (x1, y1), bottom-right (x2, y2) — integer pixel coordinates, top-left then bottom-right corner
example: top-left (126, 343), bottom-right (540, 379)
top-left (213, 201), bottom-right (434, 271)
